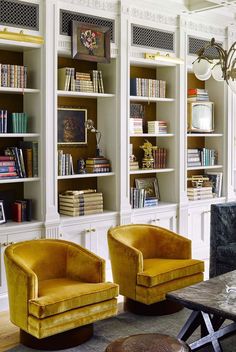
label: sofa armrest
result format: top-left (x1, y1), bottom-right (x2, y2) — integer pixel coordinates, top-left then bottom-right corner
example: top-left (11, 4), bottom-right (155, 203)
top-left (152, 227), bottom-right (191, 259)
top-left (4, 247), bottom-right (38, 331)
top-left (108, 232), bottom-right (143, 300)
top-left (66, 243), bottom-right (105, 283)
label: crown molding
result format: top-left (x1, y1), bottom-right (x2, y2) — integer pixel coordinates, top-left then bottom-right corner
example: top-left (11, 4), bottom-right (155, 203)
top-left (179, 16), bottom-right (225, 38)
top-left (121, 4), bottom-right (177, 27)
top-left (57, 0), bottom-right (118, 13)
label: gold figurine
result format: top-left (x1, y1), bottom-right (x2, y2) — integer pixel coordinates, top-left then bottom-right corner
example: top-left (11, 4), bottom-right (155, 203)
top-left (140, 140), bottom-right (155, 169)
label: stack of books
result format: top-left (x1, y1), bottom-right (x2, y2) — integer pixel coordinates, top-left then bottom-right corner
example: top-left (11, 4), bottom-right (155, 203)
top-left (12, 199), bottom-right (32, 222)
top-left (130, 103), bottom-right (144, 119)
top-left (129, 118), bottom-right (143, 134)
top-left (0, 63), bottom-right (27, 88)
top-left (85, 157), bottom-right (111, 173)
top-left (58, 150), bottom-right (74, 176)
top-left (187, 149), bottom-right (201, 167)
top-left (130, 160), bottom-right (139, 170)
top-left (187, 187), bottom-right (213, 201)
top-left (148, 121), bottom-right (167, 134)
top-left (130, 188), bottom-right (146, 208)
top-left (58, 67), bottom-right (74, 91)
top-left (11, 112), bottom-right (28, 133)
top-left (59, 189), bottom-right (103, 216)
top-left (187, 88), bottom-right (209, 101)
top-left (0, 155), bottom-right (18, 179)
top-left (75, 72), bottom-right (93, 92)
top-left (153, 147), bottom-right (167, 168)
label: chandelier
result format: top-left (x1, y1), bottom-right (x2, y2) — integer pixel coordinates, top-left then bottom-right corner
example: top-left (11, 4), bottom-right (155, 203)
top-left (192, 38), bottom-right (236, 93)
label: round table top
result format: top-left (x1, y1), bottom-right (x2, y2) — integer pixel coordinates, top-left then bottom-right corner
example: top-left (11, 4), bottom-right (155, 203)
top-left (105, 333), bottom-right (190, 352)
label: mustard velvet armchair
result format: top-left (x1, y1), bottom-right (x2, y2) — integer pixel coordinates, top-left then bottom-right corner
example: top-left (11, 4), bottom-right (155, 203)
top-left (108, 224), bottom-right (204, 314)
top-left (4, 239), bottom-right (119, 350)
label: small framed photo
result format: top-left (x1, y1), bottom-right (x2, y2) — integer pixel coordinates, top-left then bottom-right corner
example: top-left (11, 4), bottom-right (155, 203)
top-left (135, 177), bottom-right (160, 199)
top-left (58, 108), bottom-right (87, 145)
top-left (72, 21), bottom-right (110, 63)
top-left (0, 200), bottom-right (6, 224)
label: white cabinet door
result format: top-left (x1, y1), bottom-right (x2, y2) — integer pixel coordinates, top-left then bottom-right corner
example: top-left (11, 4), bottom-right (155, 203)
top-left (187, 204), bottom-right (211, 260)
top-left (0, 235), bottom-right (7, 296)
top-left (132, 209), bottom-right (177, 231)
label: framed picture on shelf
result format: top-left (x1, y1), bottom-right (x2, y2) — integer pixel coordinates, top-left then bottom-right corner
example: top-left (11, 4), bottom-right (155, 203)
top-left (0, 200), bottom-right (6, 224)
top-left (135, 177), bottom-right (160, 200)
top-left (72, 21), bottom-right (110, 63)
top-left (58, 108), bottom-right (87, 145)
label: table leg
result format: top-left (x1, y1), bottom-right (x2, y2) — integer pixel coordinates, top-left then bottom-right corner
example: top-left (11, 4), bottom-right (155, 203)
top-left (177, 311), bottom-right (202, 341)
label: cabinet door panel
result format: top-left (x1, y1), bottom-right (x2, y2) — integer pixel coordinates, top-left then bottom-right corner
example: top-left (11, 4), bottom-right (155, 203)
top-left (187, 205), bottom-right (211, 260)
top-left (132, 210), bottom-right (177, 231)
top-left (0, 236), bottom-right (7, 295)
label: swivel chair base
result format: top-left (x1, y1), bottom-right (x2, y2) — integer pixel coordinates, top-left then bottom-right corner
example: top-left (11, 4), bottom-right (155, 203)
top-left (20, 324), bottom-right (93, 350)
top-left (124, 298), bottom-right (183, 316)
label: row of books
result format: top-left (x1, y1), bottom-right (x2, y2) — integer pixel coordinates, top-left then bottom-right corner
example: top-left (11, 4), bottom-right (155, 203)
top-left (187, 148), bottom-right (217, 167)
top-left (130, 78), bottom-right (166, 98)
top-left (187, 88), bottom-right (209, 101)
top-left (129, 118), bottom-right (143, 134)
top-left (0, 143), bottom-right (38, 178)
top-left (0, 111), bottom-right (29, 133)
top-left (59, 189), bottom-right (103, 216)
top-left (58, 67), bottom-right (104, 93)
top-left (0, 63), bottom-right (27, 88)
top-left (205, 172), bottom-right (223, 197)
top-left (85, 157), bottom-right (111, 173)
top-left (12, 199), bottom-right (32, 222)
top-left (130, 187), bottom-right (158, 208)
top-left (58, 150), bottom-right (74, 176)
top-left (130, 103), bottom-right (145, 119)
top-left (153, 147), bottom-right (167, 169)
top-left (148, 121), bottom-right (168, 134)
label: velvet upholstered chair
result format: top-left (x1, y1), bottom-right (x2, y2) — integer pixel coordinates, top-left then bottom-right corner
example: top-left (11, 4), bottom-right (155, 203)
top-left (4, 239), bottom-right (119, 350)
top-left (108, 224), bottom-right (204, 315)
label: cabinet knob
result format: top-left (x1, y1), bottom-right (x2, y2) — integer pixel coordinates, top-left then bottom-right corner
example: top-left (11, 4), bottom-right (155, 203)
top-left (91, 228), bottom-right (96, 232)
top-left (2, 242), bottom-right (8, 247)
top-left (203, 210), bottom-right (211, 214)
top-left (85, 229), bottom-right (90, 233)
top-left (8, 241), bottom-right (15, 245)
top-left (59, 233), bottom-right (63, 237)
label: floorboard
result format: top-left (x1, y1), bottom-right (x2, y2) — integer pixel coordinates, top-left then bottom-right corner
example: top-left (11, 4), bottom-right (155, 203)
top-left (0, 311), bottom-right (19, 352)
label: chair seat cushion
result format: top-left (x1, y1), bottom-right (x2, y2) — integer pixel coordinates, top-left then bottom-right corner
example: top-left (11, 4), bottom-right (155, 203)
top-left (29, 278), bottom-right (118, 319)
top-left (217, 243), bottom-right (236, 267)
top-left (137, 258), bottom-right (204, 287)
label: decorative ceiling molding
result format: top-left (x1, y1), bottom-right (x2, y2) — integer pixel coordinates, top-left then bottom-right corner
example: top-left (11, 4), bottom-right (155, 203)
top-left (181, 18), bottom-right (225, 38)
top-left (121, 5), bottom-right (177, 27)
top-left (58, 0), bottom-right (118, 13)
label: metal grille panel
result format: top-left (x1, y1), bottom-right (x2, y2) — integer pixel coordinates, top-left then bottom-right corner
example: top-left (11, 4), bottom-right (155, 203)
top-left (188, 36), bottom-right (222, 59)
top-left (60, 10), bottom-right (114, 42)
top-left (0, 0), bottom-right (39, 31)
top-left (132, 24), bottom-right (174, 52)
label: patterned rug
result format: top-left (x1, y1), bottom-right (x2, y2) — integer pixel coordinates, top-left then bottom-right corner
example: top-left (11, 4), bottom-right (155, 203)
top-left (7, 308), bottom-right (236, 352)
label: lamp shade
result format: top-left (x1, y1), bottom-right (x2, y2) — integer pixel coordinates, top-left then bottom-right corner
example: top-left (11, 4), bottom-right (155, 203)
top-left (195, 71), bottom-right (212, 81)
top-left (228, 77), bottom-right (236, 94)
top-left (193, 59), bottom-right (211, 76)
top-left (211, 63), bottom-right (224, 81)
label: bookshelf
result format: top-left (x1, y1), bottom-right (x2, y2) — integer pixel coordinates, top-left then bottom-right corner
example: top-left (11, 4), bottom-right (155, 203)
top-left (128, 58), bottom-right (178, 214)
top-left (56, 55), bottom-right (117, 218)
top-left (0, 40), bottom-right (42, 226)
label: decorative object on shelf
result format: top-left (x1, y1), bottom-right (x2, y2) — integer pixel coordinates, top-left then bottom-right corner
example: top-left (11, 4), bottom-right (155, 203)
top-left (187, 101), bottom-right (214, 133)
top-left (187, 175), bottom-right (210, 188)
top-left (77, 158), bottom-right (86, 174)
top-left (0, 28), bottom-right (44, 45)
top-left (58, 108), bottom-right (87, 145)
top-left (144, 52), bottom-right (184, 65)
top-left (135, 177), bottom-right (160, 200)
top-left (72, 21), bottom-right (110, 63)
top-left (84, 119), bottom-right (102, 157)
top-left (140, 140), bottom-right (154, 169)
top-left (0, 200), bottom-right (6, 224)
top-left (192, 38), bottom-right (236, 93)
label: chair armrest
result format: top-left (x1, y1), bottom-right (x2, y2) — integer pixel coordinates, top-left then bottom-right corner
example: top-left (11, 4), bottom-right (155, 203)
top-left (66, 243), bottom-right (105, 283)
top-left (152, 227), bottom-right (191, 259)
top-left (108, 232), bottom-right (143, 300)
top-left (4, 247), bottom-right (38, 331)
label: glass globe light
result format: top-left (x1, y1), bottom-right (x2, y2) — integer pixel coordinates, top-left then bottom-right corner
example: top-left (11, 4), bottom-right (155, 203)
top-left (195, 70), bottom-right (212, 81)
top-left (228, 77), bottom-right (236, 94)
top-left (211, 63), bottom-right (224, 81)
top-left (193, 59), bottom-right (211, 76)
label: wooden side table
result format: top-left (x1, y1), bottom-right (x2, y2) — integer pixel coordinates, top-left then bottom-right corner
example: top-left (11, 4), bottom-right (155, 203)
top-left (105, 333), bottom-right (190, 352)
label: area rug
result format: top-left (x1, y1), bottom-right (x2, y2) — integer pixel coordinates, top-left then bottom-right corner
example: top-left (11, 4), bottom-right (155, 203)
top-left (7, 308), bottom-right (236, 352)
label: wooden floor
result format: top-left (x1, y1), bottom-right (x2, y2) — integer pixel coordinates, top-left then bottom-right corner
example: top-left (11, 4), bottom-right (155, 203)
top-left (0, 311), bottom-right (19, 352)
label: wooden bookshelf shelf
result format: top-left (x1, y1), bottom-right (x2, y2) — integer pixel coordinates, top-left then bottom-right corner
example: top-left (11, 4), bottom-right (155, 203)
top-left (129, 96), bottom-right (175, 102)
top-left (129, 168), bottom-right (174, 175)
top-left (130, 133), bottom-right (174, 137)
top-left (0, 133), bottom-right (40, 138)
top-left (57, 172), bottom-right (115, 180)
top-left (0, 87), bottom-right (40, 94)
top-left (57, 90), bottom-right (115, 98)
top-left (187, 133), bottom-right (223, 137)
top-left (0, 177), bottom-right (40, 184)
top-left (187, 165), bottom-right (223, 171)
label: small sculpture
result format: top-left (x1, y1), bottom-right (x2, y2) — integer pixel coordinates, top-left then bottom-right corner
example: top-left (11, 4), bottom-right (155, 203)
top-left (77, 158), bottom-right (86, 174)
top-left (140, 140), bottom-right (154, 169)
